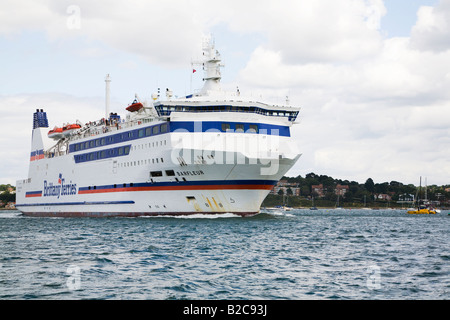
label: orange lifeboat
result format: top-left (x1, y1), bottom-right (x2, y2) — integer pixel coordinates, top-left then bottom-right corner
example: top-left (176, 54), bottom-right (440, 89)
top-left (62, 124), bottom-right (81, 136)
top-left (48, 127), bottom-right (63, 140)
top-left (126, 99), bottom-right (143, 112)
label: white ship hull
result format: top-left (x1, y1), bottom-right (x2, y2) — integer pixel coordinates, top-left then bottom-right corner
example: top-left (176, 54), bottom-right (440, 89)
top-left (16, 40), bottom-right (301, 217)
top-left (16, 120), bottom-right (300, 217)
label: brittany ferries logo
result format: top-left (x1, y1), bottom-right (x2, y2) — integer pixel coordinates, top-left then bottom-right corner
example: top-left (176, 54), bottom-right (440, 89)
top-left (43, 174), bottom-right (77, 198)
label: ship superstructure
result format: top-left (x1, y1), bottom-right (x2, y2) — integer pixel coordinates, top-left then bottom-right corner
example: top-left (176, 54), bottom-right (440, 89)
top-left (16, 39), bottom-right (301, 217)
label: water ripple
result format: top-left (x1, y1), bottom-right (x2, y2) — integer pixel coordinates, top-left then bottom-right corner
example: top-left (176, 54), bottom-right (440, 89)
top-left (0, 209), bottom-right (449, 299)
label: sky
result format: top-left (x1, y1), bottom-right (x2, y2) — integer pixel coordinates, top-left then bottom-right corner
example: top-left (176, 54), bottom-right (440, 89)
top-left (1, 0), bottom-right (449, 187)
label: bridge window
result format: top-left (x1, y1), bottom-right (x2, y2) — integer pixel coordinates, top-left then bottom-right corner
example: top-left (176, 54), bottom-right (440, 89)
top-left (248, 124), bottom-right (258, 133)
top-left (150, 171), bottom-right (163, 177)
top-left (221, 123), bottom-right (230, 131)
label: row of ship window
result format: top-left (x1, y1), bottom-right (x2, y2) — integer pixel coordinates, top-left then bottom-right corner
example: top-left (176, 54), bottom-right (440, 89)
top-left (74, 138), bottom-right (168, 164)
top-left (71, 121), bottom-right (283, 164)
top-left (84, 170), bottom-right (186, 190)
top-left (70, 123), bottom-right (169, 153)
top-left (119, 157), bottom-right (165, 167)
top-left (74, 145), bottom-right (131, 163)
top-left (70, 121), bottom-right (279, 154)
top-left (155, 104), bottom-right (299, 121)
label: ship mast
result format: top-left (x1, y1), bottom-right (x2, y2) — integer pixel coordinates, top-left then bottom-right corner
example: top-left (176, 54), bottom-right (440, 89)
top-left (105, 74), bottom-right (111, 119)
top-left (192, 37), bottom-right (224, 95)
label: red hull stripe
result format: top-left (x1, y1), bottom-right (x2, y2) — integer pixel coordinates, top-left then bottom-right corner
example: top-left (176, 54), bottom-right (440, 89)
top-left (78, 184), bottom-right (274, 194)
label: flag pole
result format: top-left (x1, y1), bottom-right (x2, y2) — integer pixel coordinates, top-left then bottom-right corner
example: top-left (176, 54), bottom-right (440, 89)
top-left (190, 63), bottom-right (193, 94)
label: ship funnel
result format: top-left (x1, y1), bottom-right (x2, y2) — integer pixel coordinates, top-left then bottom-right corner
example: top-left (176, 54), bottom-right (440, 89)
top-left (30, 109), bottom-right (51, 165)
top-left (33, 109), bottom-right (49, 129)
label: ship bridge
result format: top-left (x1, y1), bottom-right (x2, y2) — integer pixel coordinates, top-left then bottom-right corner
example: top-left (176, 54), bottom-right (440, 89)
top-left (154, 100), bottom-right (299, 123)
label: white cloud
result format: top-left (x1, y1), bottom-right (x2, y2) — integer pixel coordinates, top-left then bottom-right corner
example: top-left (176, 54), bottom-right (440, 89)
top-left (0, 0), bottom-right (206, 66)
top-left (411, 0), bottom-right (450, 52)
top-left (0, 0), bottom-right (53, 36)
top-left (1, 0), bottom-right (450, 185)
top-left (232, 1), bottom-right (450, 185)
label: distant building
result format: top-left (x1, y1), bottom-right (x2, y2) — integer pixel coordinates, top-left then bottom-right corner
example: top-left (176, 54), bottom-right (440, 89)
top-left (271, 180), bottom-right (300, 196)
top-left (5, 202), bottom-right (16, 209)
top-left (375, 194), bottom-right (392, 201)
top-left (335, 184), bottom-right (349, 196)
top-left (311, 184), bottom-right (325, 198)
top-left (398, 193), bottom-right (415, 203)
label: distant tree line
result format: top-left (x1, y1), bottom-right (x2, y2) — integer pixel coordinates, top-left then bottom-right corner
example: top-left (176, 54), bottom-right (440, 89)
top-left (262, 173), bottom-right (450, 208)
top-left (0, 184), bottom-right (16, 205)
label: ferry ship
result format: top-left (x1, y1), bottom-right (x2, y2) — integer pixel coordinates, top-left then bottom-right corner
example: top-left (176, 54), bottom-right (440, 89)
top-left (15, 39), bottom-right (301, 217)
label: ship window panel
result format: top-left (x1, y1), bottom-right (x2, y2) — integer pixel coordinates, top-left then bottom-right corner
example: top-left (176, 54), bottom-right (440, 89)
top-left (165, 170), bottom-right (175, 176)
top-left (124, 146), bottom-right (130, 154)
top-left (153, 126), bottom-right (160, 135)
top-left (138, 129), bottom-right (144, 137)
top-left (221, 123), bottom-right (230, 132)
top-left (96, 139), bottom-right (101, 147)
top-left (161, 123), bottom-right (168, 133)
top-left (85, 142), bottom-right (90, 149)
top-left (235, 124), bottom-right (245, 133)
top-left (90, 141), bottom-right (95, 148)
top-left (248, 124), bottom-right (258, 133)
top-left (150, 171), bottom-right (163, 177)
top-left (101, 138), bottom-right (106, 145)
top-left (118, 147), bottom-right (124, 156)
top-left (145, 127), bottom-right (152, 136)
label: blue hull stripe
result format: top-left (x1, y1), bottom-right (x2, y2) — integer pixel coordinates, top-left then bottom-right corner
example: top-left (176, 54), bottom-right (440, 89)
top-left (16, 200), bottom-right (135, 207)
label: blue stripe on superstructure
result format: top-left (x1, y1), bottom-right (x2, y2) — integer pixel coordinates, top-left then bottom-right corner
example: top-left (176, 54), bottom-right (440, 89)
top-left (169, 121), bottom-right (290, 137)
top-left (73, 144), bottom-right (131, 163)
top-left (69, 121), bottom-right (290, 154)
top-left (69, 123), bottom-right (169, 153)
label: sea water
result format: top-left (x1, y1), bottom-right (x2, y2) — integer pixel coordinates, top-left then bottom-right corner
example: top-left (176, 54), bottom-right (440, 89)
top-left (0, 209), bottom-right (448, 300)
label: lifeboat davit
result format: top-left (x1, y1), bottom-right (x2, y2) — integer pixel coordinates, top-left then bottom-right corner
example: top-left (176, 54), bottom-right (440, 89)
top-left (62, 124), bottom-right (81, 137)
top-left (126, 99), bottom-right (143, 112)
top-left (48, 127), bottom-right (64, 140)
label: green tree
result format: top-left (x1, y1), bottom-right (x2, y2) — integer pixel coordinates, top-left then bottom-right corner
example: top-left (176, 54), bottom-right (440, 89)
top-left (364, 178), bottom-right (375, 193)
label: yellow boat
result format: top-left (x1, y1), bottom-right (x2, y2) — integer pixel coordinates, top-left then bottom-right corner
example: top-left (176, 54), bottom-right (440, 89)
top-left (407, 207), bottom-right (436, 214)
top-left (407, 177), bottom-right (437, 214)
